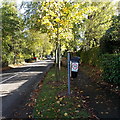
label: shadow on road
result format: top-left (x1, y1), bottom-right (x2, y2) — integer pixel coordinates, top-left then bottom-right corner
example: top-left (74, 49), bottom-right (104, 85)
top-left (1, 60), bottom-right (54, 118)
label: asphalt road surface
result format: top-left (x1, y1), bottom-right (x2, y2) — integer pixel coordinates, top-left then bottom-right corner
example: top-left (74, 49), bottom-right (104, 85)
top-left (0, 60), bottom-right (54, 119)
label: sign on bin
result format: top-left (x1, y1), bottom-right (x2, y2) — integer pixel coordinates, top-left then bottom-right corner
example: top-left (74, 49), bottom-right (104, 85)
top-left (71, 62), bottom-right (78, 72)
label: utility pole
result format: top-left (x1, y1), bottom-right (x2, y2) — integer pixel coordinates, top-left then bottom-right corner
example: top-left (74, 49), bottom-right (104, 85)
top-left (68, 52), bottom-right (71, 95)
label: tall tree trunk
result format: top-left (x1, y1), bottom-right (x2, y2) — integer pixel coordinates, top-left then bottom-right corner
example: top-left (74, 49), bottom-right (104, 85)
top-left (55, 44), bottom-right (59, 81)
top-left (58, 40), bottom-right (61, 70)
top-left (13, 37), bottom-right (16, 64)
top-left (56, 22), bottom-right (61, 70)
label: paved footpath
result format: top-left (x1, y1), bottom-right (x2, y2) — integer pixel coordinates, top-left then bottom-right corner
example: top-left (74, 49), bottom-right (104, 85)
top-left (73, 69), bottom-right (120, 120)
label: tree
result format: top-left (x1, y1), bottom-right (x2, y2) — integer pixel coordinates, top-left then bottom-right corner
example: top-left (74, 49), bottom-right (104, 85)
top-left (23, 0), bottom-right (97, 69)
top-left (100, 15), bottom-right (120, 54)
top-left (2, 1), bottom-right (24, 65)
top-left (81, 2), bottom-right (116, 50)
top-left (26, 30), bottom-right (53, 58)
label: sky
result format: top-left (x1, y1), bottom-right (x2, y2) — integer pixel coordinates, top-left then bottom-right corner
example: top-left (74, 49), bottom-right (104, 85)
top-left (16, 0), bottom-right (32, 5)
top-left (16, 0), bottom-right (120, 4)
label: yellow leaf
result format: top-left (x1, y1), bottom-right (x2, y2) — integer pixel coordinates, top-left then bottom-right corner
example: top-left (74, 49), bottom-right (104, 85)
top-left (74, 3), bottom-right (79, 8)
top-left (49, 11), bottom-right (56, 17)
top-left (38, 19), bottom-right (40, 22)
top-left (62, 8), bottom-right (69, 13)
top-left (59, 27), bottom-right (63, 32)
top-left (55, 18), bottom-right (60, 22)
top-left (53, 29), bottom-right (57, 33)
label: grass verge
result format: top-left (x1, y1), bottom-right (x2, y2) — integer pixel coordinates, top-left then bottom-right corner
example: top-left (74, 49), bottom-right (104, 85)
top-left (33, 67), bottom-right (91, 119)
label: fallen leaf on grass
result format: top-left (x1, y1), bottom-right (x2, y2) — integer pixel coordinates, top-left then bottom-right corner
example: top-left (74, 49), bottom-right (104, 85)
top-left (28, 103), bottom-right (34, 107)
top-left (80, 91), bottom-right (84, 93)
top-left (59, 97), bottom-right (63, 101)
top-left (58, 95), bottom-right (60, 98)
top-left (82, 100), bottom-right (86, 103)
top-left (64, 113), bottom-right (68, 116)
top-left (55, 96), bottom-right (58, 99)
top-left (75, 110), bottom-right (79, 113)
top-left (42, 99), bottom-right (46, 102)
top-left (60, 104), bottom-right (62, 106)
top-left (47, 109), bottom-right (50, 111)
top-left (77, 105), bottom-right (81, 107)
top-left (36, 109), bottom-right (38, 112)
top-left (76, 97), bottom-right (79, 99)
top-left (56, 101), bottom-right (60, 104)
top-left (62, 104), bottom-right (65, 106)
top-left (52, 74), bottom-right (55, 77)
top-left (57, 109), bottom-right (60, 112)
top-left (52, 108), bottom-right (54, 110)
top-left (37, 112), bottom-right (41, 115)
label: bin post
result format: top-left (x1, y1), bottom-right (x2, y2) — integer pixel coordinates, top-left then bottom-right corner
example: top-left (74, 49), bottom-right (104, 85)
top-left (68, 52), bottom-right (70, 95)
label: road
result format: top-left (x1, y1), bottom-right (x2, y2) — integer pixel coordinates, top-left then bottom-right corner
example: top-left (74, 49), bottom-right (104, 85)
top-left (0, 60), bottom-right (54, 119)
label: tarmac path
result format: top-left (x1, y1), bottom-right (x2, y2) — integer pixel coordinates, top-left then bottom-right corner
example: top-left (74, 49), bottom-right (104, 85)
top-left (73, 69), bottom-right (120, 120)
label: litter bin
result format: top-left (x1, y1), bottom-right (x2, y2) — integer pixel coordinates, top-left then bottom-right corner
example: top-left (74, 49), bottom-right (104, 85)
top-left (71, 56), bottom-right (80, 78)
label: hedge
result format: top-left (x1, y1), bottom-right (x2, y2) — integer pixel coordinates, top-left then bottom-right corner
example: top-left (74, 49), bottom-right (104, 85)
top-left (80, 47), bottom-right (101, 67)
top-left (101, 54), bottom-right (120, 85)
top-left (80, 47), bottom-right (120, 85)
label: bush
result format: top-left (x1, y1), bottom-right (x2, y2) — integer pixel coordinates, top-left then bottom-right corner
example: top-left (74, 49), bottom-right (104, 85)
top-left (80, 47), bottom-right (101, 67)
top-left (101, 54), bottom-right (120, 85)
top-left (100, 15), bottom-right (120, 54)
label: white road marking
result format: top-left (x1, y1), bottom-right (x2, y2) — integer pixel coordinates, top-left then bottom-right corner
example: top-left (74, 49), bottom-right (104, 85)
top-left (23, 68), bottom-right (31, 72)
top-left (0, 68), bottom-right (31, 84)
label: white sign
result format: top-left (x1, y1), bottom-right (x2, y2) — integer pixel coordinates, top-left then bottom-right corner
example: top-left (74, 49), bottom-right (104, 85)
top-left (71, 62), bottom-right (78, 72)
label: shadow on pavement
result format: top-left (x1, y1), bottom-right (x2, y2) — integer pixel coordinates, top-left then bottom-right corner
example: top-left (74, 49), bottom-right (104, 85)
top-left (72, 69), bottom-right (120, 119)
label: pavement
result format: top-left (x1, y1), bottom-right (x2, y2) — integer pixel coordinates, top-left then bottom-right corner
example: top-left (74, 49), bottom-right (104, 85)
top-left (72, 68), bottom-right (120, 120)
top-left (0, 60), bottom-right (54, 119)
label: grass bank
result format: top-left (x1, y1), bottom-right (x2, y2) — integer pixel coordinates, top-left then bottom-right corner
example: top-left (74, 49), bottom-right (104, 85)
top-left (33, 67), bottom-right (91, 119)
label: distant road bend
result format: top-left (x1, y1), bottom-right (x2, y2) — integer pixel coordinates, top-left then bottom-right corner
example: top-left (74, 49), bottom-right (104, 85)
top-left (0, 60), bottom-right (54, 118)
